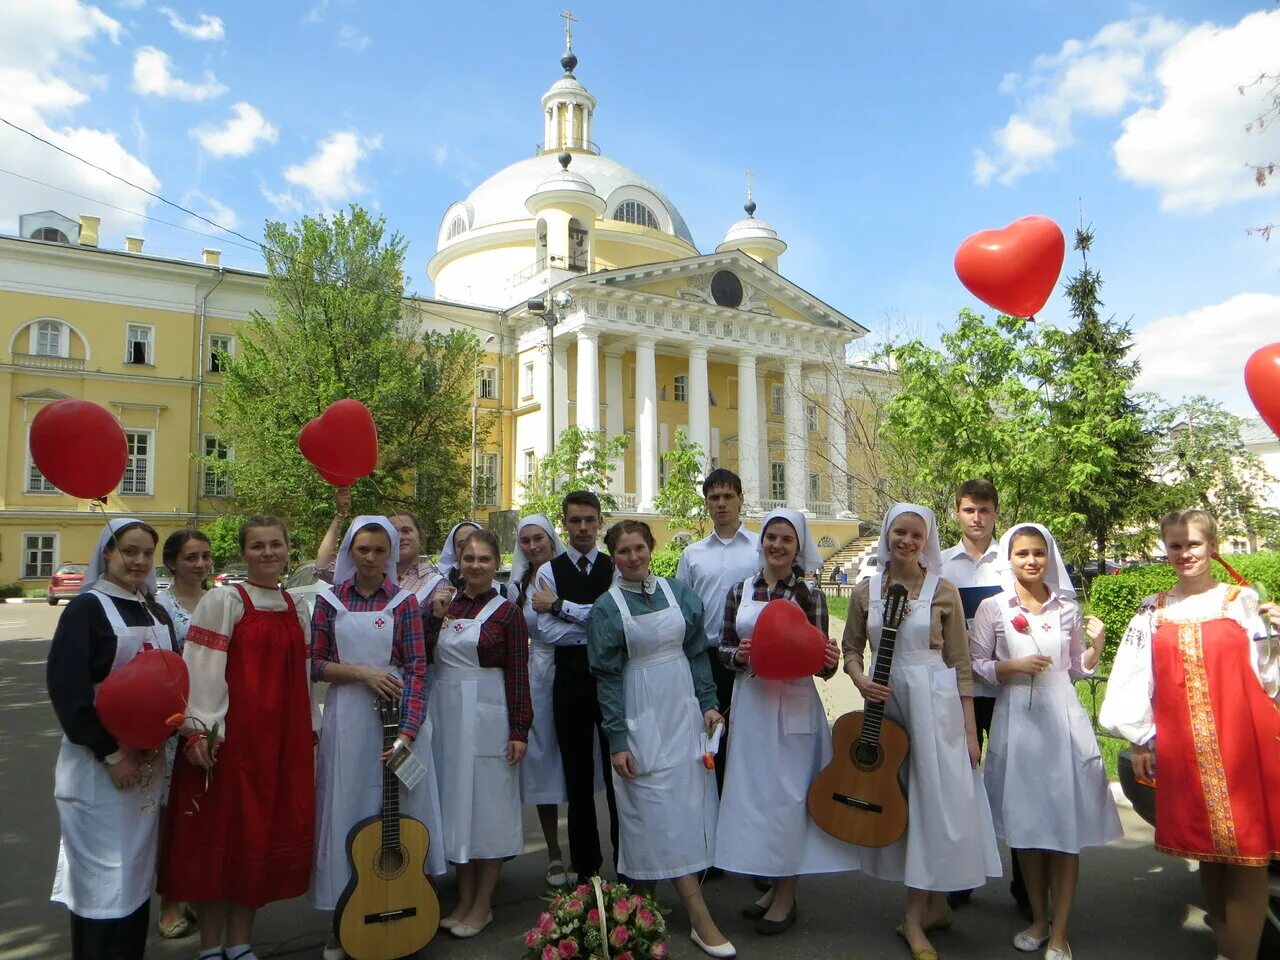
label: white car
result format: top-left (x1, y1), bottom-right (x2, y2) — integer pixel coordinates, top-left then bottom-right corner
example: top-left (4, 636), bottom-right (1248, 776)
top-left (855, 554), bottom-right (879, 584)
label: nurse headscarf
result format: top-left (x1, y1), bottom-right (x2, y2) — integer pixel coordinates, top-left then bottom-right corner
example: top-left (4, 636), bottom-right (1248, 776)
top-left (995, 523), bottom-right (1076, 600)
top-left (436, 520), bottom-right (482, 581)
top-left (333, 515), bottom-right (400, 588)
top-left (80, 517), bottom-right (158, 595)
top-left (758, 508), bottom-right (823, 575)
top-left (876, 502), bottom-right (944, 575)
top-left (509, 514), bottom-right (566, 588)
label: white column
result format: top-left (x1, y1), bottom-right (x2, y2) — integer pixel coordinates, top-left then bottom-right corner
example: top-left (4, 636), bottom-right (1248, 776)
top-left (757, 372), bottom-right (770, 504)
top-left (605, 347), bottom-right (625, 497)
top-left (827, 372), bottom-right (848, 516)
top-left (553, 343), bottom-right (569, 440)
top-left (783, 357), bottom-right (807, 511)
top-left (687, 345), bottom-right (710, 475)
top-left (635, 337), bottom-right (659, 512)
top-left (576, 329), bottom-right (599, 434)
top-left (544, 108), bottom-right (553, 149)
top-left (736, 352), bottom-right (760, 509)
top-left (567, 102), bottom-right (577, 147)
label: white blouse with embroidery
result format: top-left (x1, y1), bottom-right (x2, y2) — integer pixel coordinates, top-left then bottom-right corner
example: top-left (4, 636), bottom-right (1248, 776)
top-left (1098, 583), bottom-right (1277, 746)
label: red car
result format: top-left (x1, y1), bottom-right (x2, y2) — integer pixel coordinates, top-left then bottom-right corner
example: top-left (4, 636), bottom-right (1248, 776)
top-left (47, 563), bottom-right (88, 605)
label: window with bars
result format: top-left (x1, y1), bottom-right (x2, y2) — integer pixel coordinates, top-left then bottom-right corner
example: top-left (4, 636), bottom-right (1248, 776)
top-left (806, 401), bottom-right (820, 432)
top-left (125, 324), bottom-right (152, 365)
top-left (478, 366), bottom-right (498, 400)
top-left (673, 375), bottom-right (688, 403)
top-left (770, 462), bottom-right (786, 501)
top-left (203, 436), bottom-right (233, 497)
top-left (476, 452), bottom-right (499, 506)
top-left (209, 334), bottom-right (232, 373)
top-left (521, 449), bottom-right (536, 488)
top-left (770, 383), bottom-right (784, 416)
top-left (34, 320), bottom-right (64, 357)
top-left (809, 472), bottom-right (821, 500)
top-left (27, 460), bottom-right (56, 493)
top-left (446, 215), bottom-right (467, 240)
top-left (22, 533), bottom-right (56, 579)
top-left (121, 430), bottom-right (152, 494)
top-left (612, 200), bottom-right (659, 229)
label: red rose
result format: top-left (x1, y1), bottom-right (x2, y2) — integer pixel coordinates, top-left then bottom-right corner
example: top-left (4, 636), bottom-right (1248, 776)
top-left (1010, 613), bottom-right (1031, 634)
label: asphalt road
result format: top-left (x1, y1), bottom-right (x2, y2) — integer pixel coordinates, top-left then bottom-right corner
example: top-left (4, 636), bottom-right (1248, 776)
top-left (0, 602), bottom-right (1222, 960)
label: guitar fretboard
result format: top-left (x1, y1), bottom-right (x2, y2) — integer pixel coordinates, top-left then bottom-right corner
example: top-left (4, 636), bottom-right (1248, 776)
top-left (860, 624), bottom-right (897, 745)
top-left (379, 708), bottom-right (401, 851)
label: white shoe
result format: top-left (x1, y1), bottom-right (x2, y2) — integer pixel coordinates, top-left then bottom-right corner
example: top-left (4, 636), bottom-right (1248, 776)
top-left (690, 928), bottom-right (736, 958)
top-left (439, 916), bottom-right (458, 930)
top-left (321, 938), bottom-right (346, 960)
top-left (1014, 928), bottom-right (1051, 952)
top-left (449, 912), bottom-right (493, 939)
top-left (1044, 947), bottom-right (1072, 960)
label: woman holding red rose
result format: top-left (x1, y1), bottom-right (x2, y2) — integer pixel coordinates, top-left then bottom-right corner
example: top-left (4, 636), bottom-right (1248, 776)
top-left (969, 524), bottom-right (1120, 959)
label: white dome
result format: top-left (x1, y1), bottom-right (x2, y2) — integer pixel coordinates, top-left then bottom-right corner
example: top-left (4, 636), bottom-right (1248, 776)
top-left (721, 216), bottom-right (780, 245)
top-left (459, 153), bottom-right (696, 247)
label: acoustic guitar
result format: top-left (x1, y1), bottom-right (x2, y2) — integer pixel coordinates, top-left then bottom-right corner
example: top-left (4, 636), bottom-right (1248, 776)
top-left (808, 583), bottom-right (910, 847)
top-left (334, 698), bottom-right (440, 960)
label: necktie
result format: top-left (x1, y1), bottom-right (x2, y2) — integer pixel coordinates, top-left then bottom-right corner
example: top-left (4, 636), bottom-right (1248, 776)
top-left (578, 555), bottom-right (590, 574)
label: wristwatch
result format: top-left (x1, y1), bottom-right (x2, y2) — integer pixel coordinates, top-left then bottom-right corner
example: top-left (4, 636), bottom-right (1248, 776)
top-left (551, 598), bottom-right (564, 619)
top-left (102, 750), bottom-right (124, 766)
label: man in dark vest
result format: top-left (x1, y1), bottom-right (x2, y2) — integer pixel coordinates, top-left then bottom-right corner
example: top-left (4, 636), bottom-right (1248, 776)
top-left (532, 490), bottom-right (619, 881)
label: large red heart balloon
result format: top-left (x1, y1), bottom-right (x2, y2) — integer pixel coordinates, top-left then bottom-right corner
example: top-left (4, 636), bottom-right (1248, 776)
top-left (96, 650), bottom-right (190, 750)
top-left (751, 598), bottom-right (828, 681)
top-left (954, 215), bottom-right (1066, 319)
top-left (29, 399), bottom-right (128, 499)
top-left (1245, 342), bottom-right (1280, 437)
top-left (298, 399), bottom-right (379, 487)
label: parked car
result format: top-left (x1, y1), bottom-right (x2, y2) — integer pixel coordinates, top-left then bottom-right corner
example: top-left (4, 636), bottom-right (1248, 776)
top-left (284, 562), bottom-right (327, 618)
top-left (47, 563), bottom-right (88, 605)
top-left (855, 554), bottom-right (879, 584)
top-left (213, 564), bottom-right (249, 587)
top-left (1118, 749), bottom-right (1280, 957)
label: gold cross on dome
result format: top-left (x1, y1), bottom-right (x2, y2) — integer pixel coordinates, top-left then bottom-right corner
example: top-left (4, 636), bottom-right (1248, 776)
top-left (561, 10), bottom-right (577, 44)
top-left (746, 168), bottom-right (754, 203)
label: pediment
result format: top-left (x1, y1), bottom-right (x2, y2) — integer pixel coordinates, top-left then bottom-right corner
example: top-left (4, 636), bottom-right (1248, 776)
top-left (18, 388), bottom-right (73, 402)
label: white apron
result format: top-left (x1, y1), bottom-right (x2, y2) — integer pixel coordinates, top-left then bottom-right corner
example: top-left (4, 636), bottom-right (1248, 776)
top-left (509, 583), bottom-right (567, 806)
top-left (51, 591), bottom-right (172, 918)
top-left (858, 574), bottom-right (1002, 891)
top-left (427, 594), bottom-right (524, 863)
top-left (312, 587), bottom-right (447, 910)
top-left (715, 578), bottom-right (861, 876)
top-left (415, 574), bottom-right (448, 700)
top-left (611, 579), bottom-right (718, 880)
top-left (984, 596), bottom-right (1122, 853)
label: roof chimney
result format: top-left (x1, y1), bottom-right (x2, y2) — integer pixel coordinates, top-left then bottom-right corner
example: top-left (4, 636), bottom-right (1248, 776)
top-left (124, 236), bottom-right (144, 253)
top-left (201, 248), bottom-right (221, 266)
top-left (78, 215), bottom-right (101, 247)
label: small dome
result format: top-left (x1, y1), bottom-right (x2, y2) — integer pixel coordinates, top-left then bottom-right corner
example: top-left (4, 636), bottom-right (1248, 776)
top-left (720, 216), bottom-right (780, 247)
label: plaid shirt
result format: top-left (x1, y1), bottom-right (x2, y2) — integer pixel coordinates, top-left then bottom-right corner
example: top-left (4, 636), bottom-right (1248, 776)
top-left (718, 571), bottom-right (836, 679)
top-left (310, 576), bottom-right (427, 739)
top-left (424, 587), bottom-right (533, 742)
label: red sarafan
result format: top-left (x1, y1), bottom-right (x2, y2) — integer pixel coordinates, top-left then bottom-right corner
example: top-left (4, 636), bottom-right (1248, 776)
top-left (298, 398), bottom-right (379, 486)
top-left (750, 598), bottom-right (826, 681)
top-left (29, 398), bottom-right (128, 499)
top-left (954, 215), bottom-right (1066, 319)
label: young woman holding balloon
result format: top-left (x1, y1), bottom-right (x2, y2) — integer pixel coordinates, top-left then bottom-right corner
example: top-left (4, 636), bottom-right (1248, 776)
top-left (713, 508), bottom-right (855, 936)
top-left (47, 518), bottom-right (177, 960)
top-left (841, 503), bottom-right (1000, 960)
top-left (161, 516), bottom-right (316, 960)
top-left (1101, 509), bottom-right (1280, 960)
top-left (586, 519), bottom-right (733, 959)
top-left (969, 524), bottom-right (1121, 960)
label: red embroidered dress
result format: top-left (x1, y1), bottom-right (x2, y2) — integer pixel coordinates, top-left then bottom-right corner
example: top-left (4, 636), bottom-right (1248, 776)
top-left (161, 584), bottom-right (315, 905)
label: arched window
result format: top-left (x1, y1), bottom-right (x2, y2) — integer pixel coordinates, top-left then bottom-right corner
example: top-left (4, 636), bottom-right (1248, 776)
top-left (32, 227), bottom-right (69, 243)
top-left (34, 320), bottom-right (64, 357)
top-left (612, 200), bottom-right (659, 229)
top-left (446, 216), bottom-right (467, 240)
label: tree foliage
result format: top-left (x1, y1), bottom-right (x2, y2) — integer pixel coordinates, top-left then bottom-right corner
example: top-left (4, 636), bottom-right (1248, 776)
top-left (653, 429), bottom-right (709, 538)
top-left (208, 206), bottom-right (486, 553)
top-left (518, 426), bottom-right (630, 524)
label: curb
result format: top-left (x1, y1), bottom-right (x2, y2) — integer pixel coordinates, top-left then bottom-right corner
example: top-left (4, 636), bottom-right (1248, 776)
top-left (1, 597), bottom-right (56, 604)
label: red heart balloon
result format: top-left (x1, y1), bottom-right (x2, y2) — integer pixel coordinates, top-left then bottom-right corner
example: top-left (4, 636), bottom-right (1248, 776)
top-left (954, 215), bottom-right (1066, 318)
top-left (1245, 342), bottom-right (1280, 438)
top-left (298, 399), bottom-right (379, 487)
top-left (751, 598), bottom-right (827, 681)
top-left (96, 650), bottom-right (190, 750)
top-left (29, 399), bottom-right (128, 499)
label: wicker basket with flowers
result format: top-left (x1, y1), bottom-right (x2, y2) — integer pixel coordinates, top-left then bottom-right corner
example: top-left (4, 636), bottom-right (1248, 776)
top-left (521, 877), bottom-right (669, 960)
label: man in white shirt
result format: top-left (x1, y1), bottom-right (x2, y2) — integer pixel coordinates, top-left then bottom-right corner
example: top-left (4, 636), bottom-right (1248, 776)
top-left (675, 469), bottom-right (760, 794)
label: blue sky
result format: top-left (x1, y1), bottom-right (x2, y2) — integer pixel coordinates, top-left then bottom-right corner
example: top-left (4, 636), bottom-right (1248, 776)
top-left (3, 1), bottom-right (1277, 415)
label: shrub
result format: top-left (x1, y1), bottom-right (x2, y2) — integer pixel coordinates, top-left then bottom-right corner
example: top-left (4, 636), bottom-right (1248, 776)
top-left (649, 549), bottom-right (680, 579)
top-left (0, 582), bottom-right (23, 600)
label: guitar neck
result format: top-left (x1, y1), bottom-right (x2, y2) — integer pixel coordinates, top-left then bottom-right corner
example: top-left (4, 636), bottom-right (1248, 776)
top-left (861, 624), bottom-right (898, 743)
top-left (380, 713), bottom-right (400, 851)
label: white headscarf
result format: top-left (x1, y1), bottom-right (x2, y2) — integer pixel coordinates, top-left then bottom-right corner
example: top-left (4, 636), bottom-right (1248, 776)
top-left (334, 515), bottom-right (400, 588)
top-left (995, 522), bottom-right (1076, 600)
top-left (758, 508), bottom-right (823, 574)
top-left (82, 517), bottom-right (158, 595)
top-left (437, 520), bottom-right (482, 579)
top-left (510, 513), bottom-right (566, 587)
top-left (876, 502), bottom-right (944, 575)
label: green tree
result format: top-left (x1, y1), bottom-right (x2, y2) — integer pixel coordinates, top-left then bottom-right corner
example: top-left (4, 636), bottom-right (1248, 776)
top-left (207, 206), bottom-right (486, 554)
top-left (203, 515), bottom-right (242, 569)
top-left (653, 429), bottom-right (709, 539)
top-left (518, 427), bottom-right (630, 523)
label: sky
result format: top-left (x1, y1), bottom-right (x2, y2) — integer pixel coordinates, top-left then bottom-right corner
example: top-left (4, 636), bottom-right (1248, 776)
top-left (2, 0), bottom-right (1277, 417)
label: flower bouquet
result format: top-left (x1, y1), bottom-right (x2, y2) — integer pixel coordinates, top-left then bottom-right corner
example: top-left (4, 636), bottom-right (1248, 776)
top-left (522, 878), bottom-right (669, 960)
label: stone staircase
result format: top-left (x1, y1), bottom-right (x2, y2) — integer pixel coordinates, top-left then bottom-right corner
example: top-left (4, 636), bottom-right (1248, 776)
top-left (822, 534), bottom-right (879, 576)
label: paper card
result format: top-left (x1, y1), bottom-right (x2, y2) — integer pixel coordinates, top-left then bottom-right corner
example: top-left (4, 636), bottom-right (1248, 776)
top-left (387, 747), bottom-right (427, 791)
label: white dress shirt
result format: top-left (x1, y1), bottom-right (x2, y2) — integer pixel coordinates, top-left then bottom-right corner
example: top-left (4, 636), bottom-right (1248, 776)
top-left (533, 545), bottom-right (602, 647)
top-left (675, 525), bottom-right (760, 649)
top-left (941, 538), bottom-right (1001, 697)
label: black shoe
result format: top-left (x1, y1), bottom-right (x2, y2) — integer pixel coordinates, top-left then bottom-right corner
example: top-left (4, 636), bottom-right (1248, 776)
top-left (946, 889), bottom-right (973, 908)
top-left (755, 904), bottom-right (797, 936)
top-left (752, 876), bottom-right (772, 893)
top-left (741, 903), bottom-right (769, 920)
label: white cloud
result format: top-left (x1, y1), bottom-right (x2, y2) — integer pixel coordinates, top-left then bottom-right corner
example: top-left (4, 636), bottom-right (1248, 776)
top-left (432, 144), bottom-right (448, 167)
top-left (157, 7), bottom-right (225, 41)
top-left (281, 130), bottom-right (381, 207)
top-left (973, 15), bottom-right (1183, 185)
top-left (338, 25), bottom-right (370, 51)
top-left (1113, 9), bottom-right (1280, 213)
top-left (132, 45), bottom-right (227, 101)
top-left (182, 191), bottom-right (239, 231)
top-left (117, 0), bottom-right (146, 8)
top-left (1133, 293), bottom-right (1280, 415)
top-left (191, 101), bottom-right (278, 157)
top-left (0, 2), bottom-right (160, 237)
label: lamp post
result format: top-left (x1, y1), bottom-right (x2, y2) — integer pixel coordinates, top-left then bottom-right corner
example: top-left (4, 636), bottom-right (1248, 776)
top-left (470, 333), bottom-right (497, 519)
top-left (528, 291), bottom-right (573, 477)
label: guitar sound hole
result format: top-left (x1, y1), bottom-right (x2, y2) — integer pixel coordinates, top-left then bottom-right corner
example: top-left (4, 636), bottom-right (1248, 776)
top-left (375, 845), bottom-right (407, 879)
top-left (852, 742), bottom-right (883, 771)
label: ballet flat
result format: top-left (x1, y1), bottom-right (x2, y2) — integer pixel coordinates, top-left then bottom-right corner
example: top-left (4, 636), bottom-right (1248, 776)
top-left (895, 924), bottom-right (940, 960)
top-left (449, 912), bottom-right (492, 939)
top-left (1012, 928), bottom-right (1051, 952)
top-left (438, 917), bottom-right (458, 930)
top-left (689, 929), bottom-right (736, 958)
top-left (1044, 947), bottom-right (1072, 960)
top-left (894, 909), bottom-right (954, 937)
top-left (740, 902), bottom-right (768, 920)
top-left (755, 903), bottom-right (797, 935)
